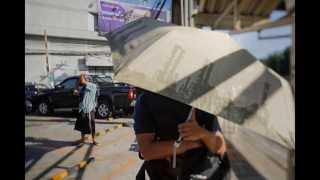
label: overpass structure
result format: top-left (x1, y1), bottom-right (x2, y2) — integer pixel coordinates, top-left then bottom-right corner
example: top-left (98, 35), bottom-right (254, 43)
top-left (172, 0), bottom-right (294, 92)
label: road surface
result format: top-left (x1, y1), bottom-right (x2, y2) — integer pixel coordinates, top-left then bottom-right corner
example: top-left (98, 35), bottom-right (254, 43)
top-left (25, 114), bottom-right (267, 180)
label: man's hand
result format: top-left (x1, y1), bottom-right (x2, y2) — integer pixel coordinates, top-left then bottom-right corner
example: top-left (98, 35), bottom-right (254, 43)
top-left (79, 73), bottom-right (87, 85)
top-left (180, 140), bottom-right (203, 153)
top-left (178, 109), bottom-right (227, 156)
top-left (178, 109), bottom-right (207, 141)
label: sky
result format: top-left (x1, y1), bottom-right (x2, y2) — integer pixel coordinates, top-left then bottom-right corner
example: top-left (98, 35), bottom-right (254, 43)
top-left (230, 11), bottom-right (292, 60)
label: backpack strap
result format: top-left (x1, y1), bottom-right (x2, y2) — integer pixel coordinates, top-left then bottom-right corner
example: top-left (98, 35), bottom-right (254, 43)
top-left (138, 152), bottom-right (144, 160)
top-left (136, 161), bottom-right (147, 180)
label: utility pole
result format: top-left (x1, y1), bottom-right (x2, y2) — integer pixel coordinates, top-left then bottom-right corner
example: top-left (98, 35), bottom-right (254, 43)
top-left (44, 30), bottom-right (49, 74)
top-left (44, 30), bottom-right (54, 87)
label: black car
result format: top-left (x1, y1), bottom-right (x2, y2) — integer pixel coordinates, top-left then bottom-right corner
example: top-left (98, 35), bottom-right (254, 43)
top-left (33, 75), bottom-right (136, 119)
top-left (25, 83), bottom-right (50, 114)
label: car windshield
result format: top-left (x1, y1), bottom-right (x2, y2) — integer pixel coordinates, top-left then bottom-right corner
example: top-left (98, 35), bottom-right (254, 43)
top-left (35, 84), bottom-right (49, 89)
top-left (25, 84), bottom-right (49, 90)
top-left (92, 76), bottom-right (112, 83)
top-left (113, 83), bottom-right (128, 87)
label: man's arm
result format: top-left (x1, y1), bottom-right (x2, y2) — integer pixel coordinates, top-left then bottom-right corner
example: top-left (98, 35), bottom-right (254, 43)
top-left (136, 133), bottom-right (203, 161)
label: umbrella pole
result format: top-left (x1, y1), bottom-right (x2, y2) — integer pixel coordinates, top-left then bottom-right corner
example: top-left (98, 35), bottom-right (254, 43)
top-left (172, 108), bottom-right (194, 179)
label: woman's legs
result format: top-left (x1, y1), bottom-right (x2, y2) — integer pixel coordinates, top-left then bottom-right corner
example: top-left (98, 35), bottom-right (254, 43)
top-left (90, 111), bottom-right (99, 145)
top-left (81, 132), bottom-right (86, 142)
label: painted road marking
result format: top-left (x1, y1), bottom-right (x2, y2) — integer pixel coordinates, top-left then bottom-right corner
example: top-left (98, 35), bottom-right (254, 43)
top-left (51, 157), bottom-right (95, 180)
top-left (51, 170), bottom-right (68, 180)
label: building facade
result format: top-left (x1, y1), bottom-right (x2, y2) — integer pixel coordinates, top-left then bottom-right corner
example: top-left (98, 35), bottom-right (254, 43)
top-left (25, 0), bottom-right (112, 87)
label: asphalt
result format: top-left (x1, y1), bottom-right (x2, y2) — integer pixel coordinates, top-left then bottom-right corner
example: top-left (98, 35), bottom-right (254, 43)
top-left (25, 114), bottom-right (269, 180)
top-left (25, 114), bottom-right (142, 180)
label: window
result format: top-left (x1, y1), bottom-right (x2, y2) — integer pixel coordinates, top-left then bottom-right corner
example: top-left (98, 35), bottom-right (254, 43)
top-left (92, 76), bottom-right (112, 83)
top-left (88, 66), bottom-right (113, 76)
top-left (88, 13), bottom-right (99, 32)
top-left (60, 78), bottom-right (78, 89)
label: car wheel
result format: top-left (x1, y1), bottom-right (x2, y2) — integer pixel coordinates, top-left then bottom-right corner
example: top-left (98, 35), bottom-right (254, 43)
top-left (97, 101), bottom-right (111, 119)
top-left (25, 99), bottom-right (32, 114)
top-left (38, 101), bottom-right (50, 115)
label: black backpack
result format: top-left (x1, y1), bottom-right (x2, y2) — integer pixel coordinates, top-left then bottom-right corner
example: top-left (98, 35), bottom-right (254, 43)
top-left (134, 92), bottom-right (231, 180)
top-left (136, 148), bottom-right (231, 180)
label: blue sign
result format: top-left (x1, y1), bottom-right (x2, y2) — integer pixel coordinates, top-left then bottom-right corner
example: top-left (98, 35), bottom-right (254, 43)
top-left (98, 0), bottom-right (172, 32)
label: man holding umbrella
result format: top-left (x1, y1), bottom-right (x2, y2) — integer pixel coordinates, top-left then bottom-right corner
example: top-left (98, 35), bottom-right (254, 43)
top-left (134, 90), bottom-right (230, 180)
top-left (108, 17), bottom-right (294, 180)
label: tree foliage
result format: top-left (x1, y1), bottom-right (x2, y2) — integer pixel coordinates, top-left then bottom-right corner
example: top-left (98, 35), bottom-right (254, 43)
top-left (261, 47), bottom-right (290, 78)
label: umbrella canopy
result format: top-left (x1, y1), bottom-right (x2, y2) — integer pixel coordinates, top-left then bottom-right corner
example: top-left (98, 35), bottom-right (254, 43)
top-left (107, 17), bottom-right (294, 149)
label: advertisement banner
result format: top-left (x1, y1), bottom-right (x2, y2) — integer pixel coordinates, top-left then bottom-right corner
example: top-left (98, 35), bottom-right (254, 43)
top-left (97, 0), bottom-right (172, 33)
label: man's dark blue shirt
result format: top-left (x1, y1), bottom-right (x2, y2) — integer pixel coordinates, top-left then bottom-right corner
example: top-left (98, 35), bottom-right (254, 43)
top-left (133, 91), bottom-right (221, 141)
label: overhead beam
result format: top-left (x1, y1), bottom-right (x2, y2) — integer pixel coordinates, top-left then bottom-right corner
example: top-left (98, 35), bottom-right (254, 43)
top-left (194, 13), bottom-right (265, 29)
top-left (238, 0), bottom-right (252, 14)
top-left (261, 0), bottom-right (282, 16)
top-left (213, 0), bottom-right (238, 29)
top-left (199, 0), bottom-right (206, 13)
top-left (253, 0), bottom-right (270, 16)
top-left (233, 0), bottom-right (241, 30)
top-left (206, 0), bottom-right (216, 13)
top-left (246, 0), bottom-right (260, 15)
top-left (219, 0), bottom-right (228, 12)
top-left (229, 14), bottom-right (293, 34)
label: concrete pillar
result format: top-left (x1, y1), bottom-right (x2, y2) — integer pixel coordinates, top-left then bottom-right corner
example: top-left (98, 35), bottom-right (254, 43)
top-left (184, 0), bottom-right (189, 26)
top-left (180, 0), bottom-right (185, 26)
top-left (290, 13), bottom-right (295, 96)
top-left (288, 12), bottom-right (295, 180)
top-left (288, 149), bottom-right (295, 180)
top-left (189, 0), bottom-right (195, 27)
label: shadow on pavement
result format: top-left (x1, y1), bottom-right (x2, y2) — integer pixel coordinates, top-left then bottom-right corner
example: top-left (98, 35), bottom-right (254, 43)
top-left (226, 140), bottom-right (266, 180)
top-left (76, 144), bottom-right (94, 180)
top-left (25, 137), bottom-right (80, 176)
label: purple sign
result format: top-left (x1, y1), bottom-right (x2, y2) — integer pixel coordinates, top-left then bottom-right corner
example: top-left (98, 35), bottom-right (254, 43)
top-left (98, 0), bottom-right (171, 33)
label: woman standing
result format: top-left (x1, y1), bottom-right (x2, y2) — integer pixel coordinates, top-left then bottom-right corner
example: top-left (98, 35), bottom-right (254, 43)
top-left (74, 73), bottom-right (99, 145)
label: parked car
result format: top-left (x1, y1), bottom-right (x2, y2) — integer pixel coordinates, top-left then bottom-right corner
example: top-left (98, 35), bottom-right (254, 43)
top-left (32, 75), bottom-right (136, 119)
top-left (25, 83), bottom-right (50, 114)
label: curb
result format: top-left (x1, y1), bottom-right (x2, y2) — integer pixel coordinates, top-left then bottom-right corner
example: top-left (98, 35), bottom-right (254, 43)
top-left (51, 157), bottom-right (95, 180)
